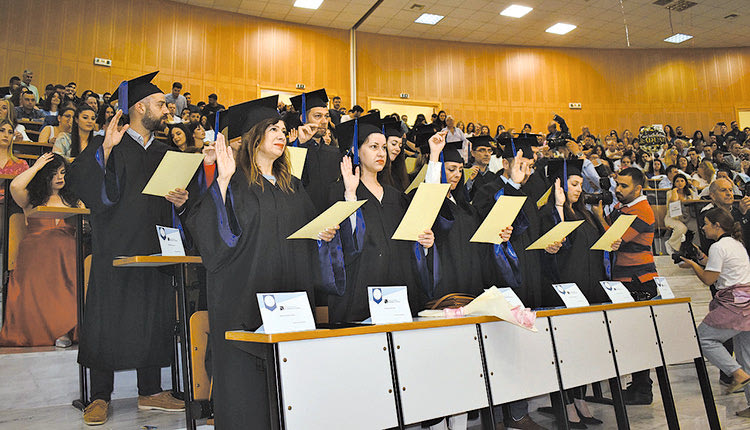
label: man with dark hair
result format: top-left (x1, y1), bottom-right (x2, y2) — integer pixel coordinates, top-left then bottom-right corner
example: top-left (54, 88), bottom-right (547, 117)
top-left (15, 88), bottom-right (45, 120)
top-left (728, 120), bottom-right (747, 145)
top-left (659, 165), bottom-right (679, 188)
top-left (40, 83), bottom-right (55, 105)
top-left (594, 166), bottom-right (658, 404)
top-left (187, 105), bottom-right (201, 126)
top-left (54, 84), bottom-right (66, 100)
top-left (329, 95), bottom-right (342, 125)
top-left (201, 93), bottom-right (224, 117)
top-left (165, 82), bottom-right (187, 115)
top-left (102, 92), bottom-right (111, 106)
top-left (65, 82), bottom-right (79, 105)
top-left (183, 92), bottom-right (194, 110)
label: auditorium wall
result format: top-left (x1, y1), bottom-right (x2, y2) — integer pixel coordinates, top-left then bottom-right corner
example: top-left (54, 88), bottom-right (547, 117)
top-left (1, 0), bottom-right (748, 134)
top-left (0, 0), bottom-right (351, 107)
top-left (357, 33), bottom-right (750, 134)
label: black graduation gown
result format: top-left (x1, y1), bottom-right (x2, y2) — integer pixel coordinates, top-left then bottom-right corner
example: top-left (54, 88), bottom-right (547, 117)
top-left (185, 174), bottom-right (324, 430)
top-left (300, 139), bottom-right (342, 214)
top-left (327, 181), bottom-right (428, 323)
top-left (472, 171), bottom-right (545, 308)
top-left (68, 134), bottom-right (176, 370)
top-left (431, 198), bottom-right (489, 299)
top-left (539, 204), bottom-right (608, 307)
top-left (468, 169), bottom-right (497, 201)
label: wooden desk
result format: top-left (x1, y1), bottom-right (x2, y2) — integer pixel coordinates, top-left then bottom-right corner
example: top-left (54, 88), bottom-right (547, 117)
top-left (227, 297), bottom-right (719, 430)
top-left (113, 255), bottom-right (203, 430)
top-left (26, 206), bottom-right (89, 219)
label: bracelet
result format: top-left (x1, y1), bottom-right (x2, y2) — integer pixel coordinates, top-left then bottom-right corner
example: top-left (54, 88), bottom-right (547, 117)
top-left (555, 204), bottom-right (564, 208)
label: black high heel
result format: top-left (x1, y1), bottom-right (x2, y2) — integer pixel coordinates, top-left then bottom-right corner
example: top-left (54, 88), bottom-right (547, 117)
top-left (575, 405), bottom-right (603, 425)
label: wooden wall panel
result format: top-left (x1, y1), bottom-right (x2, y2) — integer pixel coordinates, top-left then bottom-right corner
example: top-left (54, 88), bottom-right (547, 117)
top-left (357, 32), bottom-right (750, 135)
top-left (0, 0), bottom-right (350, 107)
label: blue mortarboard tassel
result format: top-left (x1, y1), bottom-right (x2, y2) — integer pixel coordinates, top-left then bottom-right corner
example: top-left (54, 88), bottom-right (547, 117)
top-left (510, 135), bottom-right (517, 156)
top-left (563, 158), bottom-right (568, 193)
top-left (439, 151), bottom-right (447, 183)
top-left (300, 94), bottom-right (307, 125)
top-left (214, 110), bottom-right (221, 139)
top-left (351, 118), bottom-right (360, 165)
top-left (381, 124), bottom-right (386, 135)
top-left (118, 81), bottom-right (128, 115)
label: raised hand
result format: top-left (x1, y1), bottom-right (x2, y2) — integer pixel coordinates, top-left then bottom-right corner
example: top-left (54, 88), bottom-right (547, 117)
top-left (202, 142), bottom-right (216, 165)
top-left (554, 178), bottom-right (565, 206)
top-left (215, 133), bottom-right (235, 183)
top-left (468, 165), bottom-right (480, 181)
top-left (428, 130), bottom-right (448, 162)
top-left (288, 128), bottom-right (298, 144)
top-left (340, 155), bottom-right (360, 200)
top-left (297, 123), bottom-right (318, 144)
top-left (509, 150), bottom-right (530, 184)
top-left (103, 110), bottom-right (129, 152)
top-left (32, 152), bottom-right (55, 171)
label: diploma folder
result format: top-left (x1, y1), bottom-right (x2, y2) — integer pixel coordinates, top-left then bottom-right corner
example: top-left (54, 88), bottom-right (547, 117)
top-left (142, 151), bottom-right (205, 196)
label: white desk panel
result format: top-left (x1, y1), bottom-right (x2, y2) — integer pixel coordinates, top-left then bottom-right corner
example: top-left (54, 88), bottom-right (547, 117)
top-left (391, 324), bottom-right (488, 425)
top-left (278, 333), bottom-right (397, 430)
top-left (652, 302), bottom-right (701, 365)
top-left (607, 307), bottom-right (663, 375)
top-left (481, 318), bottom-right (560, 404)
top-left (551, 312), bottom-right (617, 389)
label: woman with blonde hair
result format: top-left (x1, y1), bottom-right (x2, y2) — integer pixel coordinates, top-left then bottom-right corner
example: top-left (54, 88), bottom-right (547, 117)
top-left (692, 159), bottom-right (715, 192)
top-left (0, 119), bottom-right (29, 178)
top-left (0, 98), bottom-right (30, 141)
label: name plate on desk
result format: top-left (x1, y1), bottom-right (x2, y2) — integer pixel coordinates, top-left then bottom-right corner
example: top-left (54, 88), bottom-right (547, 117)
top-left (498, 287), bottom-right (524, 308)
top-left (156, 225), bottom-right (185, 256)
top-left (654, 277), bottom-right (675, 299)
top-left (368, 286), bottom-right (413, 324)
top-left (552, 283), bottom-right (590, 308)
top-left (600, 281), bottom-right (634, 303)
top-left (256, 292), bottom-right (315, 334)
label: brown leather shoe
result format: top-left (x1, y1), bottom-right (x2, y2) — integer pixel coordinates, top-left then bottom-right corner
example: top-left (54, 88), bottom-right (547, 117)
top-left (83, 399), bottom-right (109, 426)
top-left (506, 414), bottom-right (548, 430)
top-left (138, 391), bottom-right (185, 412)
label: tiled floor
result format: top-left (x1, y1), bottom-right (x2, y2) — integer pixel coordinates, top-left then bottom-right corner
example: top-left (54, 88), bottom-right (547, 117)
top-left (1, 256), bottom-right (748, 429)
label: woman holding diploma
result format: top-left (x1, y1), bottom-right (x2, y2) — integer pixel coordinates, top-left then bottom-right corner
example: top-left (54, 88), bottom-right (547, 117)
top-left (329, 112), bottom-right (434, 323)
top-left (185, 95), bottom-right (340, 429)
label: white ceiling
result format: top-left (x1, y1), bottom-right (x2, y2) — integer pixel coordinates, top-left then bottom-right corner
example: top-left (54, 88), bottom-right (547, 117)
top-left (174, 0), bottom-right (750, 48)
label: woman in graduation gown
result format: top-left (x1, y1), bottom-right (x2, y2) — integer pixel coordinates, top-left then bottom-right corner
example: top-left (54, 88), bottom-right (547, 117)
top-left (383, 116), bottom-right (410, 192)
top-left (328, 112), bottom-right (434, 323)
top-left (538, 158), bottom-right (621, 427)
top-left (185, 95), bottom-right (340, 429)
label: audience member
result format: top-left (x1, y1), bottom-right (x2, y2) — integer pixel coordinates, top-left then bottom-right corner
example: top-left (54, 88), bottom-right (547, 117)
top-left (164, 82), bottom-right (187, 115)
top-left (664, 173), bottom-right (698, 253)
top-left (20, 70), bottom-right (39, 102)
top-left (15, 89), bottom-right (45, 121)
top-left (53, 105), bottom-right (96, 158)
top-left (39, 105), bottom-right (75, 144)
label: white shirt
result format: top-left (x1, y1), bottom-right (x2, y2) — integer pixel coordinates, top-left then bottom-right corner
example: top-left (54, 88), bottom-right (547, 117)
top-left (126, 128), bottom-right (155, 150)
top-left (705, 236), bottom-right (750, 289)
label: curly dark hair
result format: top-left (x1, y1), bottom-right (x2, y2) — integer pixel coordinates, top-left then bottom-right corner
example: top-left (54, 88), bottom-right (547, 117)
top-left (27, 154), bottom-right (80, 208)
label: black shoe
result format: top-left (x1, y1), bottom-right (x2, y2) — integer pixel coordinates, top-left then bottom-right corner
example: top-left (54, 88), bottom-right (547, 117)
top-left (622, 388), bottom-right (652, 405)
top-left (575, 406), bottom-right (603, 425)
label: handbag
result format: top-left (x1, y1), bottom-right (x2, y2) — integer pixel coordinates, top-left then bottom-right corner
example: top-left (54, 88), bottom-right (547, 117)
top-left (425, 293), bottom-right (475, 310)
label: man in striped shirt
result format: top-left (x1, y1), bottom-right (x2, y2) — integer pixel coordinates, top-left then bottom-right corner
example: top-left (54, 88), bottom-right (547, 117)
top-left (595, 167), bottom-right (658, 405)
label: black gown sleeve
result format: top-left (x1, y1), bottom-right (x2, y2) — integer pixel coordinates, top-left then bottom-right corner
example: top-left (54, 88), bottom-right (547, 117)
top-left (68, 136), bottom-right (122, 213)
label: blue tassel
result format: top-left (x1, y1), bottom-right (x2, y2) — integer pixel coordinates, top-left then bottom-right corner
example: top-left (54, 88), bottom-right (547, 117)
top-left (563, 158), bottom-right (568, 193)
top-left (301, 94), bottom-right (307, 125)
top-left (214, 110), bottom-right (221, 138)
top-left (118, 81), bottom-right (128, 115)
top-left (439, 151), bottom-right (446, 183)
top-left (351, 118), bottom-right (360, 165)
top-left (510, 135), bottom-right (516, 157)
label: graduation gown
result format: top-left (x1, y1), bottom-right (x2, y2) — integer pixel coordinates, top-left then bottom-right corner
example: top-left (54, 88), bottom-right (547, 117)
top-left (185, 174), bottom-right (330, 430)
top-left (472, 171), bottom-right (546, 308)
top-left (68, 134), bottom-right (176, 370)
top-left (300, 139), bottom-right (342, 214)
top-left (468, 169), bottom-right (496, 201)
top-left (539, 204), bottom-right (608, 307)
top-left (328, 181), bottom-right (428, 323)
top-left (431, 198), bottom-right (489, 300)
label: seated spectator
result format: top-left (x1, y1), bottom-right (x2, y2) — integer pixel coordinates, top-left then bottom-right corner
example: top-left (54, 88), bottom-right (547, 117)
top-left (664, 173), bottom-right (698, 254)
top-left (180, 107), bottom-right (190, 124)
top-left (167, 123), bottom-right (195, 152)
top-left (604, 135), bottom-right (621, 160)
top-left (701, 167), bottom-right (741, 198)
top-left (0, 98), bottom-right (30, 141)
top-left (659, 165), bottom-right (679, 189)
top-left (41, 91), bottom-right (62, 117)
top-left (692, 159), bottom-right (715, 192)
top-left (53, 105), bottom-right (96, 159)
top-left (64, 82), bottom-right (79, 106)
top-left (614, 150), bottom-right (637, 172)
top-left (686, 147), bottom-right (700, 174)
top-left (692, 130), bottom-right (706, 147)
top-left (81, 93), bottom-right (99, 112)
top-left (726, 141), bottom-right (743, 172)
top-left (646, 158), bottom-right (666, 179)
top-left (0, 119), bottom-right (29, 178)
top-left (676, 155), bottom-right (691, 175)
top-left (166, 102), bottom-right (181, 123)
top-left (39, 105), bottom-right (74, 144)
top-left (94, 105), bottom-right (115, 135)
top-left (39, 84), bottom-right (55, 106)
top-left (102, 91), bottom-right (111, 106)
top-left (0, 153), bottom-right (81, 347)
top-left (7, 76), bottom-right (22, 104)
top-left (189, 122), bottom-right (209, 145)
top-left (15, 89), bottom-right (45, 121)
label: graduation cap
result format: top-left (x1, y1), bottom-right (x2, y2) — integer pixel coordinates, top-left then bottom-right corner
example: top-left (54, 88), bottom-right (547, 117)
top-left (222, 95), bottom-right (280, 139)
top-left (468, 135), bottom-right (494, 149)
top-left (0, 87), bottom-right (9, 99)
top-left (110, 71), bottom-right (163, 115)
top-left (546, 158), bottom-right (584, 193)
top-left (336, 112), bottom-right (382, 165)
top-left (497, 134), bottom-right (539, 159)
top-left (289, 89), bottom-right (328, 124)
top-left (442, 141), bottom-right (464, 164)
top-left (414, 124), bottom-right (441, 153)
top-left (381, 117), bottom-right (403, 138)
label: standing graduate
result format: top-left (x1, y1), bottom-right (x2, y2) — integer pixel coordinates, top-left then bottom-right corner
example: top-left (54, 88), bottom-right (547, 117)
top-left (465, 135), bottom-right (497, 200)
top-left (382, 116), bottom-right (410, 192)
top-left (184, 95), bottom-right (340, 429)
top-left (289, 88), bottom-right (342, 214)
top-left (328, 112), bottom-right (434, 323)
top-left (472, 135), bottom-right (546, 307)
top-left (67, 72), bottom-right (189, 426)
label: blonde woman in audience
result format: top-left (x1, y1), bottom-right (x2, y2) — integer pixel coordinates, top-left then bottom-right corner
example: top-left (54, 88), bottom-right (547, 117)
top-left (0, 119), bottom-right (29, 179)
top-left (38, 105), bottom-right (74, 144)
top-left (692, 159), bottom-right (715, 192)
top-left (0, 98), bottom-right (30, 141)
top-left (0, 153), bottom-right (82, 347)
top-left (53, 105), bottom-right (96, 159)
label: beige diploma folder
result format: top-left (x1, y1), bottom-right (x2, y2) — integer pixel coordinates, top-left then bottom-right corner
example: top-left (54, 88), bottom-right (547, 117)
top-left (287, 200), bottom-right (367, 240)
top-left (404, 165), bottom-right (428, 194)
top-left (590, 214), bottom-right (637, 251)
top-left (392, 183), bottom-right (450, 241)
top-left (536, 186), bottom-right (552, 209)
top-left (470, 195), bottom-right (527, 244)
top-left (288, 146), bottom-right (307, 180)
top-left (142, 152), bottom-right (205, 196)
top-left (526, 220), bottom-right (584, 250)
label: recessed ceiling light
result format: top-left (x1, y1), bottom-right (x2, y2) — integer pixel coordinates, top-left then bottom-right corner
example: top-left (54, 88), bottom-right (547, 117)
top-left (294, 0), bottom-right (323, 10)
top-left (415, 13), bottom-right (444, 25)
top-left (546, 23), bottom-right (577, 35)
top-left (664, 33), bottom-right (693, 43)
top-left (500, 5), bottom-right (533, 18)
